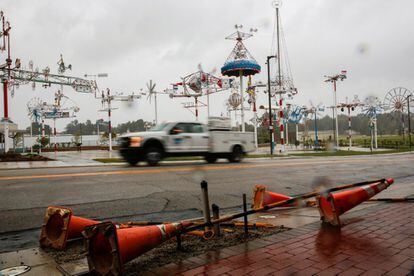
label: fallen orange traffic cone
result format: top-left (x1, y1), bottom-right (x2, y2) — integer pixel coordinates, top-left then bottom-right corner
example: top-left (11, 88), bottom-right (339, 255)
top-left (317, 178), bottom-right (394, 226)
top-left (252, 185), bottom-right (297, 209)
top-left (39, 206), bottom-right (100, 250)
top-left (83, 220), bottom-right (192, 275)
top-left (186, 229), bottom-right (214, 240)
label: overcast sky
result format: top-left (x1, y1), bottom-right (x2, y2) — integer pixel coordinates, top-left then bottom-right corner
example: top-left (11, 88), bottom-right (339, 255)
top-left (2, 0), bottom-right (414, 131)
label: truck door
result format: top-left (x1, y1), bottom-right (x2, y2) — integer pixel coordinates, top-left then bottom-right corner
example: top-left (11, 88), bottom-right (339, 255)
top-left (167, 123), bottom-right (193, 152)
top-left (189, 123), bottom-right (209, 152)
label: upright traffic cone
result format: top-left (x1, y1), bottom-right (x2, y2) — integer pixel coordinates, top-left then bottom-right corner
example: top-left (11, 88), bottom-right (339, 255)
top-left (84, 220), bottom-right (192, 275)
top-left (317, 178), bottom-right (394, 226)
top-left (39, 206), bottom-right (100, 250)
top-left (252, 185), bottom-right (294, 209)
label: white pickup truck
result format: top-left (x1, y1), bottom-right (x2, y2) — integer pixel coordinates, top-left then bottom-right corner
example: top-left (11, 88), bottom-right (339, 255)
top-left (119, 119), bottom-right (255, 166)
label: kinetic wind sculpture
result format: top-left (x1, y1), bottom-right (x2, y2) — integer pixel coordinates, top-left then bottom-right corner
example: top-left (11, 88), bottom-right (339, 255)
top-left (146, 80), bottom-right (165, 125)
top-left (362, 96), bottom-right (383, 149)
top-left (221, 24), bottom-right (260, 132)
top-left (287, 105), bottom-right (306, 145)
top-left (383, 87), bottom-right (412, 140)
top-left (337, 96), bottom-right (363, 150)
top-left (27, 91), bottom-right (79, 153)
top-left (166, 66), bottom-right (233, 121)
top-left (307, 101), bottom-right (325, 149)
top-left (98, 88), bottom-right (144, 151)
top-left (324, 70), bottom-right (347, 148)
top-left (0, 10), bottom-right (95, 153)
top-left (268, 1), bottom-right (298, 153)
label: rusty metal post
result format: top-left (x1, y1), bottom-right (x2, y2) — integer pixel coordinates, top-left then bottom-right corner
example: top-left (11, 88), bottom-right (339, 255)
top-left (212, 204), bottom-right (220, 237)
top-left (176, 233), bottom-right (182, 251)
top-left (200, 180), bottom-right (211, 230)
top-left (243, 193), bottom-right (248, 236)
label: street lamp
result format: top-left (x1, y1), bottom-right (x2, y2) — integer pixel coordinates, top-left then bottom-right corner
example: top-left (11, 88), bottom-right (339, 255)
top-left (324, 70), bottom-right (347, 148)
top-left (267, 55), bottom-right (276, 155)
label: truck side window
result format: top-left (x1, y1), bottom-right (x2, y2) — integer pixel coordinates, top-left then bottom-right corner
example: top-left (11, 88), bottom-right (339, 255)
top-left (191, 123), bottom-right (204, 133)
top-left (173, 123), bottom-right (191, 133)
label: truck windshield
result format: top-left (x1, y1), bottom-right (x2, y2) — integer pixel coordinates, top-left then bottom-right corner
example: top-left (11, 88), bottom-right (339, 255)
top-left (149, 123), bottom-right (170, 131)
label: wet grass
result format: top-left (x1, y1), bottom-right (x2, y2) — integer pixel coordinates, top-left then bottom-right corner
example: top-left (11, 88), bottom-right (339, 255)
top-left (93, 149), bottom-right (412, 163)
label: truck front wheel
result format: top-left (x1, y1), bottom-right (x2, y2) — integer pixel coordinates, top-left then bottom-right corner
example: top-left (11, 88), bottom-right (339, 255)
top-left (205, 154), bottom-right (217, 164)
top-left (229, 145), bottom-right (243, 163)
top-left (145, 147), bottom-right (162, 166)
top-left (125, 155), bottom-right (140, 166)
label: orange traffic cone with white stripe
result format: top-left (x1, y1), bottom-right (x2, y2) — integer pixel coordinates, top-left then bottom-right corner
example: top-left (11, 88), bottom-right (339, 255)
top-left (83, 220), bottom-right (192, 275)
top-left (252, 185), bottom-right (304, 209)
top-left (39, 206), bottom-right (100, 250)
top-left (317, 178), bottom-right (394, 226)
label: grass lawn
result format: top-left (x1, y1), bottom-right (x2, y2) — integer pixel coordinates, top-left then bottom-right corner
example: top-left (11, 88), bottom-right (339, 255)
top-left (290, 149), bottom-right (409, 157)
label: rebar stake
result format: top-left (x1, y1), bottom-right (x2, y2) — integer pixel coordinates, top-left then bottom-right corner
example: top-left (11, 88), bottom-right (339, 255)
top-left (243, 193), bottom-right (248, 237)
top-left (212, 204), bottom-right (220, 237)
top-left (176, 233), bottom-right (182, 251)
top-left (200, 180), bottom-right (212, 231)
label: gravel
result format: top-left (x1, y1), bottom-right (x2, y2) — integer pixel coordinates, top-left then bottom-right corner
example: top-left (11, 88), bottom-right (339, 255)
top-left (46, 225), bottom-right (289, 275)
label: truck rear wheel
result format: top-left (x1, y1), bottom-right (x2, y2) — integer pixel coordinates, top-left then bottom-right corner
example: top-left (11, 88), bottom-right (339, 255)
top-left (205, 154), bottom-right (217, 164)
top-left (146, 147), bottom-right (162, 166)
top-left (229, 145), bottom-right (243, 163)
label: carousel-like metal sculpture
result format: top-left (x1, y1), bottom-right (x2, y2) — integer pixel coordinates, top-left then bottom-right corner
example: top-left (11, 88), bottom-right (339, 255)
top-left (221, 25), bottom-right (260, 132)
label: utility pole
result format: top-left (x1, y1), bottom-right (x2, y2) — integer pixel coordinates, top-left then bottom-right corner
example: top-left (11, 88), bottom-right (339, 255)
top-left (324, 70), bottom-right (347, 148)
top-left (267, 55), bottom-right (276, 155)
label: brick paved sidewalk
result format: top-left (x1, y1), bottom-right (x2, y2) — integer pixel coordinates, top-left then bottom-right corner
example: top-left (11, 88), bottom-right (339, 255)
top-left (149, 203), bottom-right (414, 275)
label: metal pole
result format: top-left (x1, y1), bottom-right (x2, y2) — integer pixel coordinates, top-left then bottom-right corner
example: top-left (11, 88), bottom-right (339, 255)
top-left (285, 121), bottom-right (289, 146)
top-left (207, 91), bottom-right (210, 118)
top-left (108, 101), bottom-right (112, 151)
top-left (154, 93), bottom-right (158, 125)
top-left (41, 118), bottom-right (45, 151)
top-left (54, 118), bottom-right (57, 154)
top-left (314, 111), bottom-right (319, 149)
top-left (3, 81), bottom-right (9, 153)
top-left (333, 81), bottom-right (339, 148)
top-left (239, 71), bottom-right (245, 132)
top-left (374, 118), bottom-right (378, 149)
top-left (96, 121), bottom-right (100, 146)
top-left (30, 121), bottom-right (33, 154)
top-left (212, 204), bottom-right (220, 237)
top-left (408, 95), bottom-right (412, 151)
top-left (348, 107), bottom-right (352, 151)
top-left (295, 123), bottom-right (298, 148)
top-left (195, 97), bottom-right (199, 122)
top-left (254, 112), bottom-right (258, 148)
top-left (266, 56), bottom-right (275, 155)
top-left (242, 193), bottom-right (248, 236)
top-left (200, 180), bottom-right (211, 230)
top-left (331, 106), bottom-right (335, 144)
top-left (276, 6), bottom-right (284, 153)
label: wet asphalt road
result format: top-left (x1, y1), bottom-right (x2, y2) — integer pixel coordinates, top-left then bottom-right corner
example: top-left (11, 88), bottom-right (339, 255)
top-left (0, 153), bottom-right (413, 252)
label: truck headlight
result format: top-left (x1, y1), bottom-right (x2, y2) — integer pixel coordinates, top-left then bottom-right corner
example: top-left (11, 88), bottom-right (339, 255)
top-left (130, 137), bottom-right (143, 147)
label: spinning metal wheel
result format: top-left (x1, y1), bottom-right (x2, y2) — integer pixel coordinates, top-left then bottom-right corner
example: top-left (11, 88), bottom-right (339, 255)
top-left (383, 87), bottom-right (412, 112)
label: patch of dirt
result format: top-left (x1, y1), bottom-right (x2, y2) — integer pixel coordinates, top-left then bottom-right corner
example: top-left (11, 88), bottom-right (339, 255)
top-left (0, 153), bottom-right (53, 162)
top-left (48, 226), bottom-right (289, 275)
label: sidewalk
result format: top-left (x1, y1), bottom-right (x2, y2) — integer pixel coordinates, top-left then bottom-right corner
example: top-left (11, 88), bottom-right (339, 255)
top-left (148, 203), bottom-right (414, 275)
